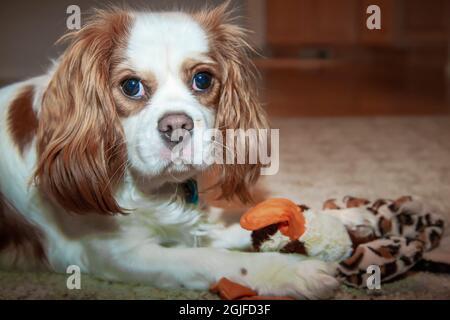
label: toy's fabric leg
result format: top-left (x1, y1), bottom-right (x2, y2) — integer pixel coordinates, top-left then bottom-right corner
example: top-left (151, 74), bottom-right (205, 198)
top-left (337, 236), bottom-right (424, 288)
top-left (367, 196), bottom-right (445, 251)
top-left (323, 196), bottom-right (370, 210)
top-left (386, 197), bottom-right (445, 251)
top-left (323, 195), bottom-right (446, 287)
top-left (322, 196), bottom-right (380, 248)
top-left (322, 195), bottom-right (445, 251)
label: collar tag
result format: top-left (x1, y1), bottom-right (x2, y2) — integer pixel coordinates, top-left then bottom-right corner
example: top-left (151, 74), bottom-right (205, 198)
top-left (183, 179), bottom-right (199, 205)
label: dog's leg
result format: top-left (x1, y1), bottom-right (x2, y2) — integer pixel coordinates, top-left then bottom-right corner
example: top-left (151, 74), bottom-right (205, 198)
top-left (83, 240), bottom-right (339, 299)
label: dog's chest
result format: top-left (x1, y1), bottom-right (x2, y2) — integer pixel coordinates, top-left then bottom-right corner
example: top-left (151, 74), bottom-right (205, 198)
top-left (115, 182), bottom-right (210, 247)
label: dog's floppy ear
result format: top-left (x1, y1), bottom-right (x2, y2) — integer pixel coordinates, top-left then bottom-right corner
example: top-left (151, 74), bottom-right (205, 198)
top-left (195, 2), bottom-right (270, 204)
top-left (34, 10), bottom-right (132, 215)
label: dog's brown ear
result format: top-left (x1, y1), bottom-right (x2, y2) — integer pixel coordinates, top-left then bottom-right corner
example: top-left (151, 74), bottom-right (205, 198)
top-left (34, 10), bottom-right (132, 215)
top-left (194, 2), bottom-right (270, 204)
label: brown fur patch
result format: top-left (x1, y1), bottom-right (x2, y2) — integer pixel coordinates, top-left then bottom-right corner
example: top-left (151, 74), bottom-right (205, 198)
top-left (7, 86), bottom-right (38, 154)
top-left (181, 59), bottom-right (221, 108)
top-left (193, 2), bottom-right (269, 204)
top-left (34, 9), bottom-right (133, 215)
top-left (111, 65), bottom-right (158, 117)
top-left (0, 193), bottom-right (48, 267)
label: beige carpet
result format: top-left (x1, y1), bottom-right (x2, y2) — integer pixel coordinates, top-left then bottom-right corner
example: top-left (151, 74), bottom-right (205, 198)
top-left (1, 116), bottom-right (450, 299)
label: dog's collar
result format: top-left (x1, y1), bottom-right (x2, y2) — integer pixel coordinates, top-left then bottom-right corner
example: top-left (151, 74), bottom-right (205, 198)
top-left (182, 179), bottom-right (199, 205)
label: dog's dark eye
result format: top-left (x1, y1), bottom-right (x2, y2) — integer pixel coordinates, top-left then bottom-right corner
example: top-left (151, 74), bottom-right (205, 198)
top-left (121, 78), bottom-right (145, 99)
top-left (192, 72), bottom-right (213, 92)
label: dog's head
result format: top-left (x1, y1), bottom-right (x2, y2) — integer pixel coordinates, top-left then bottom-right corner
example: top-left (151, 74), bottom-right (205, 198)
top-left (34, 3), bottom-right (268, 214)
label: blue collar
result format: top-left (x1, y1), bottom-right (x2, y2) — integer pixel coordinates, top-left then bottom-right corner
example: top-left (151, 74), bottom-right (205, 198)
top-left (183, 179), bottom-right (199, 205)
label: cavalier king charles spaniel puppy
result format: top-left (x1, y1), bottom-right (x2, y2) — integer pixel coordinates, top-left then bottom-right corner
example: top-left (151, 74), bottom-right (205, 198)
top-left (0, 3), bottom-right (338, 299)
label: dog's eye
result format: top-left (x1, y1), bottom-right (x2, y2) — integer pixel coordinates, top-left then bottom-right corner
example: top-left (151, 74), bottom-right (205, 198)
top-left (121, 78), bottom-right (145, 99)
top-left (192, 72), bottom-right (213, 92)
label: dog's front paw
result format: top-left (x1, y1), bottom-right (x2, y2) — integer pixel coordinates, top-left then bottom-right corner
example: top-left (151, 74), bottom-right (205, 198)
top-left (209, 224), bottom-right (252, 250)
top-left (245, 254), bottom-right (339, 299)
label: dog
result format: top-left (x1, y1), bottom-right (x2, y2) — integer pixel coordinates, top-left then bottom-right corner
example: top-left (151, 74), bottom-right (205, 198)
top-left (0, 3), bottom-right (338, 299)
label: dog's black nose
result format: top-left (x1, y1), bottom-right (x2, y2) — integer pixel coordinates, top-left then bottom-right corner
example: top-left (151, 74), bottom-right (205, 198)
top-left (157, 113), bottom-right (194, 144)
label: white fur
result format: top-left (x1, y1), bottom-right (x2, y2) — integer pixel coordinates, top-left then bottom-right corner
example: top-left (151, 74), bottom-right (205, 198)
top-left (124, 12), bottom-right (215, 185)
top-left (0, 12), bottom-right (339, 299)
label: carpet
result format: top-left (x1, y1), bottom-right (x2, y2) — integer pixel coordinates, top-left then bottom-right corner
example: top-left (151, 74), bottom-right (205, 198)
top-left (1, 116), bottom-right (449, 299)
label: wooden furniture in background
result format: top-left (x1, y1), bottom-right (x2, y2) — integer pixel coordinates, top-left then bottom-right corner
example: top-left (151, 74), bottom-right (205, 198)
top-left (266, 0), bottom-right (449, 49)
top-left (258, 0), bottom-right (449, 116)
top-left (267, 0), bottom-right (358, 47)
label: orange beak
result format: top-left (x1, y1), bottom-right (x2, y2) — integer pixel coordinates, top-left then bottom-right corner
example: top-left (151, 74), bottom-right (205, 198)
top-left (240, 198), bottom-right (306, 240)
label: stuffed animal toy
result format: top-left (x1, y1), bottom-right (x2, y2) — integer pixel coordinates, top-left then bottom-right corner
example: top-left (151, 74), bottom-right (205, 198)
top-left (240, 198), bottom-right (353, 262)
top-left (240, 196), bottom-right (445, 288)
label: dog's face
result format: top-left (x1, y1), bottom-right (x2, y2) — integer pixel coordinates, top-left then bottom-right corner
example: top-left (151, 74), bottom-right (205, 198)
top-left (34, 5), bottom-right (268, 214)
top-left (118, 12), bottom-right (217, 183)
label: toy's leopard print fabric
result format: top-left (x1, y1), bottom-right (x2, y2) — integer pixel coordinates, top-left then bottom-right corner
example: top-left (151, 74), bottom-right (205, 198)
top-left (323, 196), bottom-right (445, 287)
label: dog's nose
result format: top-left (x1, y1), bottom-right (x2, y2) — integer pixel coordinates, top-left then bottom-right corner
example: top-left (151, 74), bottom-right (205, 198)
top-left (157, 113), bottom-right (194, 144)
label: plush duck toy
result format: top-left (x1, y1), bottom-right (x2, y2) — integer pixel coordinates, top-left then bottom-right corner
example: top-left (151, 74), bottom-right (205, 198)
top-left (240, 198), bottom-right (353, 262)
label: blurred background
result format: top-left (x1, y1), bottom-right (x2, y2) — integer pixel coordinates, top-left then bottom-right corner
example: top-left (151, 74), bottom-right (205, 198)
top-left (0, 0), bottom-right (448, 116)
